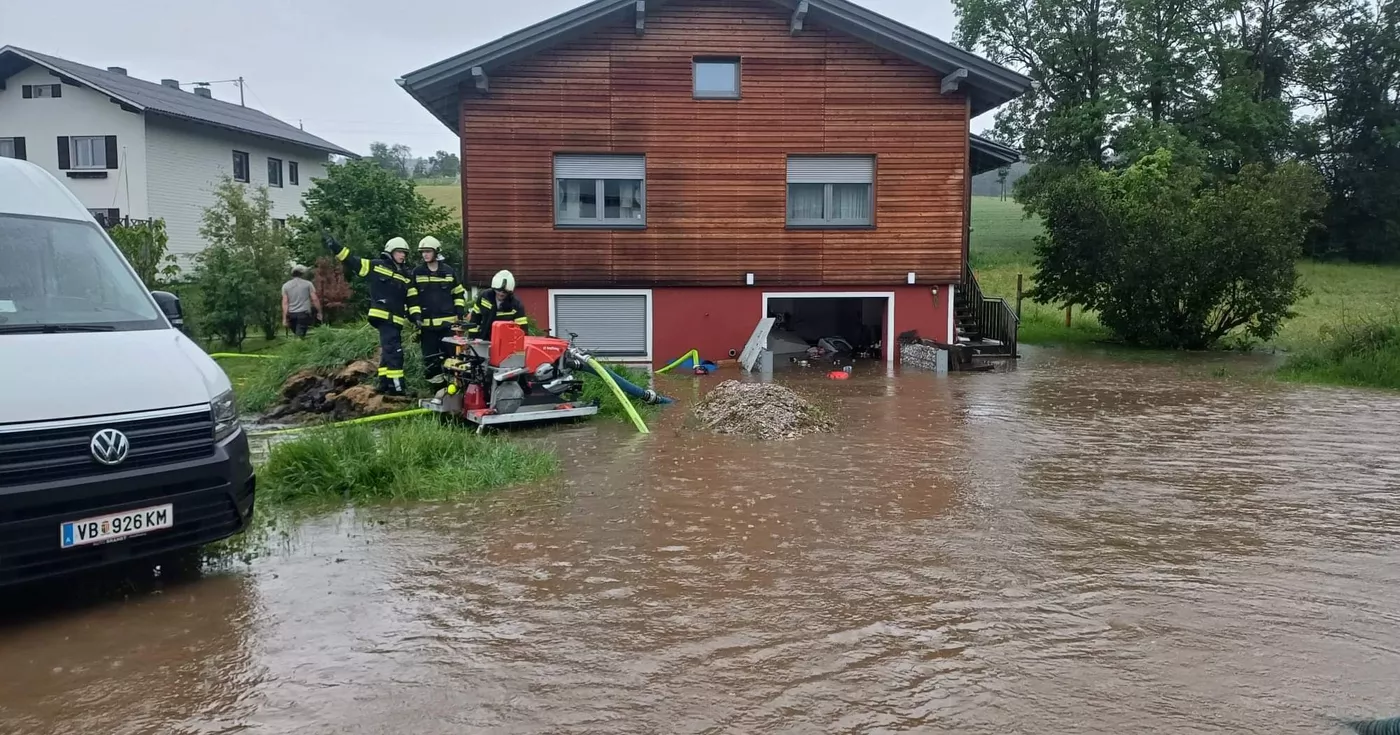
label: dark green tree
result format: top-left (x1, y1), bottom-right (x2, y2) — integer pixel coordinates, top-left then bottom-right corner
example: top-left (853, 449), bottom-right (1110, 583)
top-left (1027, 149), bottom-right (1325, 348)
top-left (287, 160), bottom-right (462, 307)
top-left (1297, 0), bottom-right (1400, 261)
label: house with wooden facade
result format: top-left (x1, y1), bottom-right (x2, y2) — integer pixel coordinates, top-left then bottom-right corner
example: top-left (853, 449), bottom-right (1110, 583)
top-left (397, 0), bottom-right (1030, 367)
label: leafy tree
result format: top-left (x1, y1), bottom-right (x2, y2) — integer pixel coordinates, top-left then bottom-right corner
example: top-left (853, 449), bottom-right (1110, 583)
top-left (1297, 0), bottom-right (1400, 261)
top-left (368, 141), bottom-right (414, 179)
top-left (1026, 149), bottom-right (1325, 348)
top-left (195, 178), bottom-right (291, 345)
top-left (287, 160), bottom-right (461, 308)
top-left (424, 150), bottom-right (460, 178)
top-left (107, 219), bottom-right (180, 288)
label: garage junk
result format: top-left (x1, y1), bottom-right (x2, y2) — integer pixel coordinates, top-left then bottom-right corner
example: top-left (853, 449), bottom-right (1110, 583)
top-left (691, 380), bottom-right (834, 440)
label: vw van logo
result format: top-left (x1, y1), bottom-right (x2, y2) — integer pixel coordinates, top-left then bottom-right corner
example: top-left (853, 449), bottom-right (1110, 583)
top-left (90, 428), bottom-right (130, 466)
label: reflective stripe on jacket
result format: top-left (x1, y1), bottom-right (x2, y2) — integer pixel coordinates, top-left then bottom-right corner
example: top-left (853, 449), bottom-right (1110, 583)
top-left (329, 243), bottom-right (413, 325)
top-left (411, 262), bottom-right (466, 327)
top-left (466, 288), bottom-right (529, 339)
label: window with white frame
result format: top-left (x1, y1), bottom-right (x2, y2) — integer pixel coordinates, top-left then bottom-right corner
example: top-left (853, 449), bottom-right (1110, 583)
top-left (554, 154), bottom-right (645, 227)
top-left (71, 136), bottom-right (106, 169)
top-left (786, 156), bottom-right (875, 227)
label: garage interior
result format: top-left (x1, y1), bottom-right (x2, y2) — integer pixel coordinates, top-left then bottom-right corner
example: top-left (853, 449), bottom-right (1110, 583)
top-left (765, 296), bottom-right (888, 361)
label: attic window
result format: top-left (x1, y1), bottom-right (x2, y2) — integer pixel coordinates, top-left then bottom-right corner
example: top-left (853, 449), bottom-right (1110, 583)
top-left (693, 58), bottom-right (740, 99)
top-left (22, 84), bottom-right (62, 99)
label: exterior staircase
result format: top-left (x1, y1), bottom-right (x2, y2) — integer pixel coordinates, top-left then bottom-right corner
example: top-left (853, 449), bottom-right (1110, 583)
top-left (951, 263), bottom-right (1019, 368)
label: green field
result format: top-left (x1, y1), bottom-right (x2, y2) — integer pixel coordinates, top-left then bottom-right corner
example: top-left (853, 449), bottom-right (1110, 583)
top-left (420, 184), bottom-right (462, 216)
top-left (968, 196), bottom-right (1400, 351)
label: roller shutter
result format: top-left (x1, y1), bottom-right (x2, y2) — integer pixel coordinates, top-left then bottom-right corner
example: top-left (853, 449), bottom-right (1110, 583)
top-left (553, 293), bottom-right (649, 357)
top-left (786, 156), bottom-right (875, 184)
top-left (554, 154), bottom-right (645, 180)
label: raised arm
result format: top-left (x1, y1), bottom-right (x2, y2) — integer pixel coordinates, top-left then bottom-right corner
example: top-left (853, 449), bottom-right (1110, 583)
top-left (323, 232), bottom-right (371, 278)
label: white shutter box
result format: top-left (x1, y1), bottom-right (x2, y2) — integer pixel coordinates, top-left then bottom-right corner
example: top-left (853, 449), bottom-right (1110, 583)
top-left (554, 154), bottom-right (645, 180)
top-left (787, 156), bottom-right (875, 184)
top-left (553, 294), bottom-right (648, 356)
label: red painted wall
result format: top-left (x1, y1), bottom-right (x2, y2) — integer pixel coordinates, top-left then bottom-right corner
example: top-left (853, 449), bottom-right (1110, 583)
top-left (516, 284), bottom-right (952, 366)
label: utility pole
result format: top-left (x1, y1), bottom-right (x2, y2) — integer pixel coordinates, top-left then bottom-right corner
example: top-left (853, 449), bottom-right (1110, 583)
top-left (237, 76), bottom-right (245, 107)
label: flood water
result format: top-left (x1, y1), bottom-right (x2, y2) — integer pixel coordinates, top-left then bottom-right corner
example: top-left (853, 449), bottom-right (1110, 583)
top-left (5, 347), bottom-right (1400, 734)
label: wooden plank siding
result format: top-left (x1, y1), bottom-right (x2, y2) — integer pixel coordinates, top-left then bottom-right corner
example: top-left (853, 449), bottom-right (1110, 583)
top-left (460, 0), bottom-right (970, 287)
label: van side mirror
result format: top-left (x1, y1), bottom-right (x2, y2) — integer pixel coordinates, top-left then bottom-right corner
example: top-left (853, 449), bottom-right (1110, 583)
top-left (151, 291), bottom-right (185, 332)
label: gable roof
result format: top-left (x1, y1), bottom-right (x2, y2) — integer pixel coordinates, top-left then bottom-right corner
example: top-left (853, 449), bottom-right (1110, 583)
top-left (0, 46), bottom-right (356, 157)
top-left (397, 0), bottom-right (1032, 132)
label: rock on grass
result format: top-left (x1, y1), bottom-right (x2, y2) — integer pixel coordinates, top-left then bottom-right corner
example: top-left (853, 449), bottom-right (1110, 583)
top-left (691, 380), bottom-right (834, 440)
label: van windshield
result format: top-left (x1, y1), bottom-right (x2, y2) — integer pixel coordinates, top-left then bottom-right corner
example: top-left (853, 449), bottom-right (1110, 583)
top-left (0, 214), bottom-right (164, 332)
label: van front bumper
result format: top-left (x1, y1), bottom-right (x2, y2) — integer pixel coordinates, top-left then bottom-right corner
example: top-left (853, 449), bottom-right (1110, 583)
top-left (0, 429), bottom-right (255, 587)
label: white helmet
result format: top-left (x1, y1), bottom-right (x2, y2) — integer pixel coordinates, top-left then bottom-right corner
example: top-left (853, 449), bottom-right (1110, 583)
top-left (418, 236), bottom-right (441, 253)
top-left (491, 270), bottom-right (516, 292)
top-left (384, 236), bottom-right (410, 255)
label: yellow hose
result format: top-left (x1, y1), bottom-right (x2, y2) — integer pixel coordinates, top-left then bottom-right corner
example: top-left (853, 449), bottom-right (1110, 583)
top-left (656, 349), bottom-right (699, 375)
top-left (586, 356), bottom-right (649, 434)
top-left (210, 353), bottom-right (277, 359)
top-left (248, 408), bottom-right (433, 437)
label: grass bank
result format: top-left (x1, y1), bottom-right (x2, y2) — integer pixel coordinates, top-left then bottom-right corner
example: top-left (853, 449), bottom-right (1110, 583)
top-left (204, 416), bottom-right (558, 564)
top-left (1277, 318), bottom-right (1400, 390)
top-left (258, 417), bottom-right (557, 505)
top-left (969, 196), bottom-right (1400, 353)
top-left (215, 325), bottom-right (429, 413)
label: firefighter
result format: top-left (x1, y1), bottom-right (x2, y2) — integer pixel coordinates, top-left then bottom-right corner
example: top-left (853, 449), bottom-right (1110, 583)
top-left (324, 232), bottom-right (414, 395)
top-left (411, 236), bottom-right (466, 384)
top-left (466, 269), bottom-right (529, 340)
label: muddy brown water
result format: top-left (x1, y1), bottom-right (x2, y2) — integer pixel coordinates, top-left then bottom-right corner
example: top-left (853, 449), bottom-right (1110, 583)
top-left (5, 347), bottom-right (1400, 734)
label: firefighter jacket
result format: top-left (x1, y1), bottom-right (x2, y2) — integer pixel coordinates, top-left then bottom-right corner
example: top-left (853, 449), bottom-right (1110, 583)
top-left (327, 240), bottom-right (414, 326)
top-left (409, 262), bottom-right (467, 327)
top-left (467, 288), bottom-right (529, 339)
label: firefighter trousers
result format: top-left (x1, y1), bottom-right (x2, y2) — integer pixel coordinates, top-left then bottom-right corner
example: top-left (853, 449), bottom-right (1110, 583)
top-left (419, 326), bottom-right (452, 379)
top-left (370, 317), bottom-right (405, 388)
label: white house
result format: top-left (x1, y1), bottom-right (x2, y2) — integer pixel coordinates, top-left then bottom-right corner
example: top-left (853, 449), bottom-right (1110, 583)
top-left (0, 46), bottom-right (356, 258)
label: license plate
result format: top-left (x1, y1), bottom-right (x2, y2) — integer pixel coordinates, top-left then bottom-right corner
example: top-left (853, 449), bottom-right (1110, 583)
top-left (60, 504), bottom-right (173, 549)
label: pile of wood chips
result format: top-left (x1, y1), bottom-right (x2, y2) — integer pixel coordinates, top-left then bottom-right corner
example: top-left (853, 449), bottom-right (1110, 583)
top-left (691, 380), bottom-right (834, 440)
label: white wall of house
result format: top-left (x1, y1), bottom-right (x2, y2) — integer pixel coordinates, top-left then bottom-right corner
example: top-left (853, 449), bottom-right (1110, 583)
top-left (145, 118), bottom-right (330, 258)
top-left (0, 65), bottom-right (149, 219)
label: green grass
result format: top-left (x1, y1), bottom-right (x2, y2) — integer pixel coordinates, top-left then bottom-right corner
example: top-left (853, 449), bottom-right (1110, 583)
top-left (1277, 317), bottom-right (1400, 390)
top-left (970, 197), bottom-right (1113, 344)
top-left (968, 196), bottom-right (1400, 352)
top-left (581, 362), bottom-right (664, 421)
top-left (419, 184), bottom-right (462, 217)
top-left (256, 417), bottom-right (557, 505)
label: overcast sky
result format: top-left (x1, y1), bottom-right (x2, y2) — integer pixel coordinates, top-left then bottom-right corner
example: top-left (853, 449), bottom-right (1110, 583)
top-left (3, 0), bottom-right (975, 157)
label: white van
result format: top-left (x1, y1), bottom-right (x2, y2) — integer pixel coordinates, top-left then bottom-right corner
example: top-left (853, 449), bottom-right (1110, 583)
top-left (0, 157), bottom-right (254, 587)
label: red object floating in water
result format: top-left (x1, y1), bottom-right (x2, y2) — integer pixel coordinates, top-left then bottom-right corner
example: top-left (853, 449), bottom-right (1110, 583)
top-left (827, 371), bottom-right (850, 380)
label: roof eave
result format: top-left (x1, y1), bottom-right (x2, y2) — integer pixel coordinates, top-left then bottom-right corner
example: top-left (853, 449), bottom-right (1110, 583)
top-left (0, 46), bottom-right (147, 112)
top-left (145, 109), bottom-right (358, 158)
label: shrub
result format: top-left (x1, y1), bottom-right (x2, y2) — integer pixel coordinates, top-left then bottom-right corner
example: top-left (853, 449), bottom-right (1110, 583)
top-left (257, 417), bottom-right (557, 504)
top-left (1025, 150), bottom-right (1325, 349)
top-left (108, 219), bottom-right (180, 288)
top-left (286, 160), bottom-right (461, 309)
top-left (194, 179), bottom-right (291, 346)
top-left (312, 255), bottom-right (354, 323)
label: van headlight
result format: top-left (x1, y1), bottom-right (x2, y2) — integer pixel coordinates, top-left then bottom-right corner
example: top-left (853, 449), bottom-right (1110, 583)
top-left (212, 390), bottom-right (241, 442)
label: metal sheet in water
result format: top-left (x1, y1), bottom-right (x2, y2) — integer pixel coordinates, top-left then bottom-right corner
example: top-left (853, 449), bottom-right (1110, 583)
top-left (3, 347), bottom-right (1400, 734)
